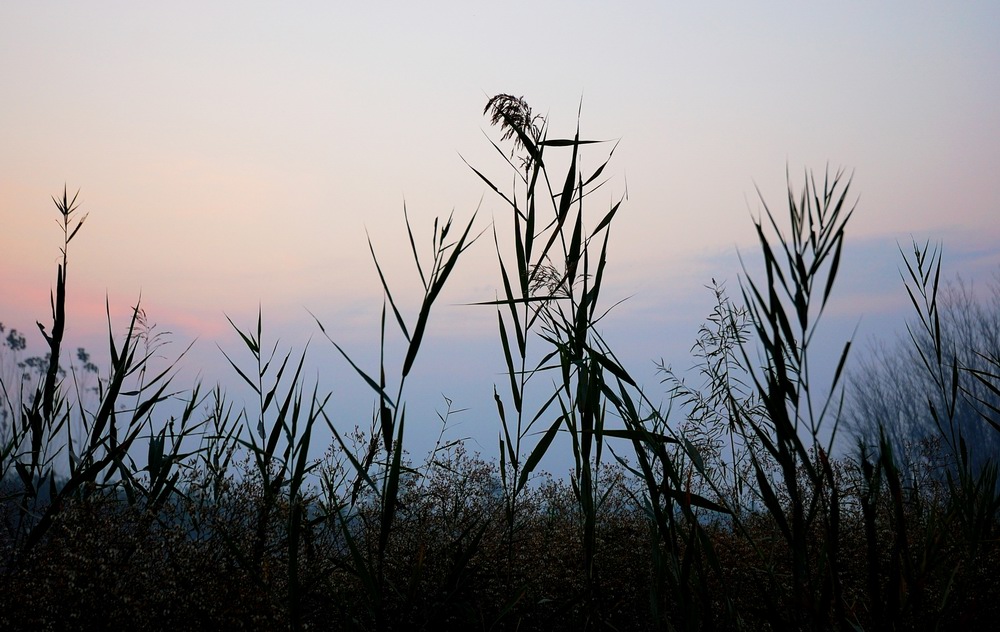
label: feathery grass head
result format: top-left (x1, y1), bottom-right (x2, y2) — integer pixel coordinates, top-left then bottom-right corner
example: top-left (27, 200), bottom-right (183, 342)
top-left (484, 94), bottom-right (544, 153)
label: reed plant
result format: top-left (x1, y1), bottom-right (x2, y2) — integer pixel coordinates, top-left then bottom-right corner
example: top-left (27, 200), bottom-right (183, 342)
top-left (310, 208), bottom-right (479, 631)
top-left (474, 94), bottom-right (654, 627)
top-left (727, 169), bottom-right (854, 627)
top-left (218, 311), bottom-right (331, 628)
top-left (1, 188), bottom-right (197, 568)
top-left (865, 241), bottom-right (1000, 627)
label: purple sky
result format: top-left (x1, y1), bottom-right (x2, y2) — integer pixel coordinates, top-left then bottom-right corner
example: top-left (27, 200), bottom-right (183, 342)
top-left (3, 2), bottom-right (999, 466)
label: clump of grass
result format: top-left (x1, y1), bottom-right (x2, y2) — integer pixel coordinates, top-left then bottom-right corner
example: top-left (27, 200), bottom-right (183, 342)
top-left (1, 188), bottom-right (197, 568)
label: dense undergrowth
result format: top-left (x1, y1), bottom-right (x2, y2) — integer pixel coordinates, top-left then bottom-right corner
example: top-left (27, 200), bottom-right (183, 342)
top-left (2, 97), bottom-right (998, 631)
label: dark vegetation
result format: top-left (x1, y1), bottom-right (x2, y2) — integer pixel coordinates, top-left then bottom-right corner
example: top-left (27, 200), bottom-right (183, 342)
top-left (2, 96), bottom-right (998, 631)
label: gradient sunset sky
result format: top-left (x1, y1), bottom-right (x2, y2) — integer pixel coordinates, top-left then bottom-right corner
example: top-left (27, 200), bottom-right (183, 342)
top-left (3, 2), bottom-right (999, 459)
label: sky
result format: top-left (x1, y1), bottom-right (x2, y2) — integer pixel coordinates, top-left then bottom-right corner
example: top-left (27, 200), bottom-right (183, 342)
top-left (2, 2), bottom-right (999, 466)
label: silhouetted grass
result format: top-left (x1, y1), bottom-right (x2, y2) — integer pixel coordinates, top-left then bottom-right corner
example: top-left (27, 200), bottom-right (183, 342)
top-left (1, 99), bottom-right (998, 631)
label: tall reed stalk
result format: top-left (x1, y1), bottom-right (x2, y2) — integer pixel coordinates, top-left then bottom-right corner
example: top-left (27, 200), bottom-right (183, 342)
top-left (726, 169), bottom-right (854, 627)
top-left (474, 94), bottom-right (635, 625)
top-left (220, 311), bottom-right (330, 629)
top-left (312, 209), bottom-right (478, 631)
